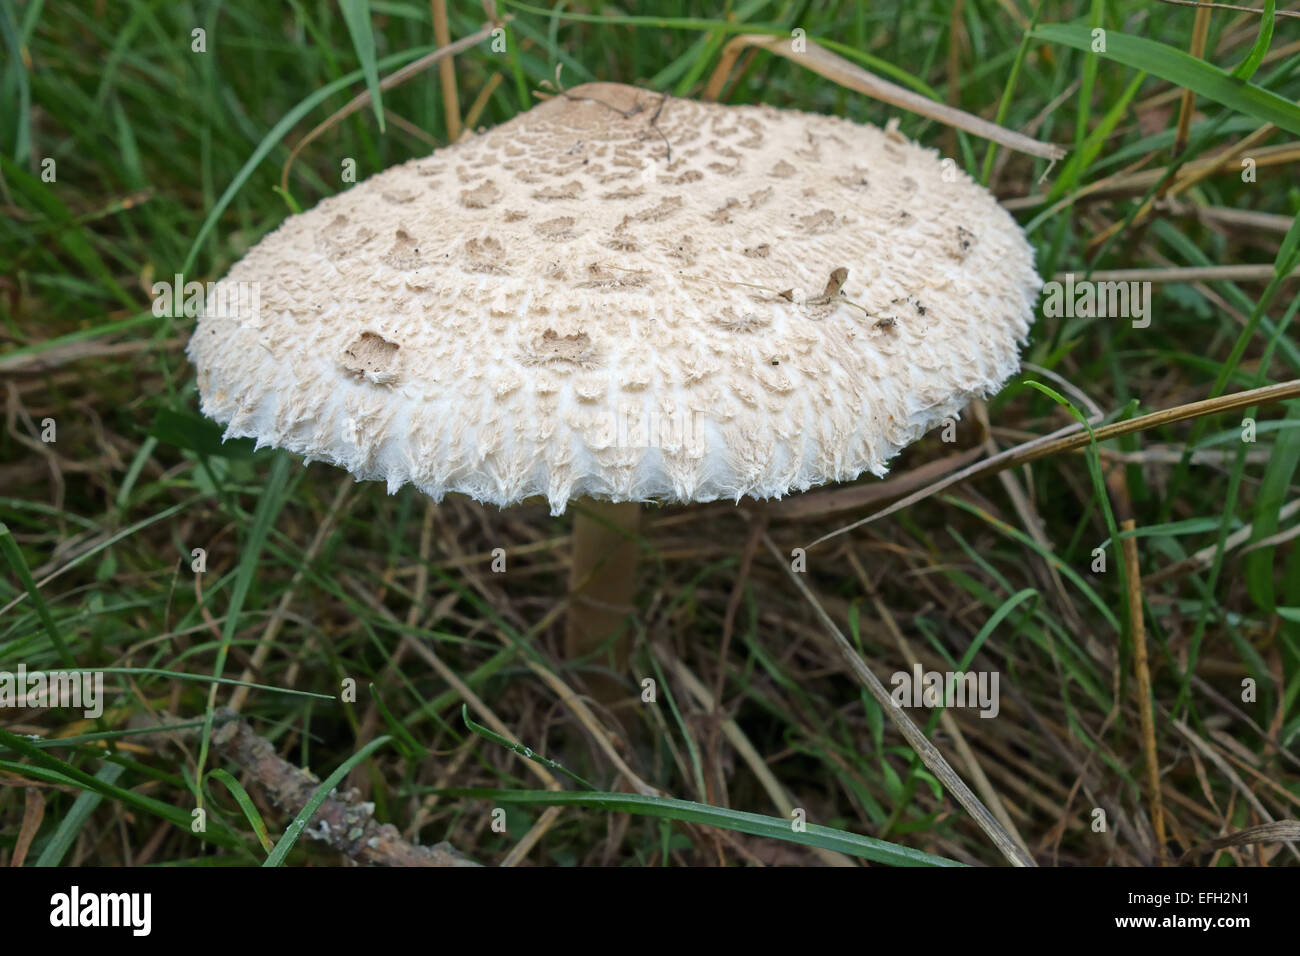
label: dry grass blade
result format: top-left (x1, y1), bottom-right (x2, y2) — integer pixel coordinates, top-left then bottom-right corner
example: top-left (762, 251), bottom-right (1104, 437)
top-left (1121, 518), bottom-right (1167, 864)
top-left (500, 806), bottom-right (565, 867)
top-left (1004, 140), bottom-right (1300, 209)
top-left (1155, 0), bottom-right (1300, 17)
top-left (1055, 264), bottom-right (1300, 282)
top-left (400, 634), bottom-right (559, 788)
top-left (1171, 718), bottom-right (1300, 863)
top-left (806, 378), bottom-right (1300, 550)
top-left (1088, 121), bottom-right (1282, 248)
top-left (11, 787), bottom-right (46, 868)
top-left (652, 643), bottom-right (857, 867)
top-left (493, 625), bottom-right (662, 798)
top-left (702, 34), bottom-right (1065, 161)
top-left (0, 337), bottom-right (185, 374)
top-left (846, 550), bottom-right (1034, 861)
top-left (464, 72), bottom-right (504, 129)
top-left (1147, 498), bottom-right (1300, 584)
top-left (1170, 5), bottom-right (1213, 159)
top-left (1178, 821), bottom-right (1300, 863)
top-left (770, 446), bottom-right (984, 521)
top-left (761, 533), bottom-right (1037, 867)
top-left (431, 0), bottom-right (462, 142)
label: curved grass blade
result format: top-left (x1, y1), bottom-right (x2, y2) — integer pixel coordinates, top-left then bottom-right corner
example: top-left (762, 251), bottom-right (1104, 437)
top-left (263, 735), bottom-right (392, 867)
top-left (207, 768), bottom-right (274, 855)
top-left (34, 761), bottom-right (124, 866)
top-left (0, 729), bottom-right (245, 852)
top-left (181, 44), bottom-right (434, 274)
top-left (461, 704), bottom-right (594, 790)
top-left (1098, 517), bottom-right (1222, 549)
top-left (5, 717), bottom-right (218, 751)
top-left (1033, 22), bottom-right (1300, 137)
top-left (1232, 0), bottom-right (1275, 81)
top-left (339, 0), bottom-right (384, 132)
top-left (0, 0), bottom-right (31, 164)
top-left (93, 667), bottom-right (334, 700)
top-left (1022, 380), bottom-right (1126, 633)
top-left (1245, 408), bottom-right (1300, 611)
top-left (195, 454), bottom-right (293, 789)
top-left (961, 588), bottom-right (1038, 673)
top-left (445, 789), bottom-right (963, 866)
top-left (0, 522), bottom-right (74, 667)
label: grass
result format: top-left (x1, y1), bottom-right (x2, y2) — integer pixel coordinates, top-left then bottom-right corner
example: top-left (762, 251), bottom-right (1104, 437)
top-left (1, 0), bottom-right (1299, 866)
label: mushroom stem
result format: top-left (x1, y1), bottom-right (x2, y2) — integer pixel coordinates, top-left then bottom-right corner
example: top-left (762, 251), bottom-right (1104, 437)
top-left (566, 498), bottom-right (641, 710)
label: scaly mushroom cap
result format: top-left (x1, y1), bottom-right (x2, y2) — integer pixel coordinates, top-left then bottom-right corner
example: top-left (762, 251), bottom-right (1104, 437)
top-left (188, 82), bottom-right (1040, 514)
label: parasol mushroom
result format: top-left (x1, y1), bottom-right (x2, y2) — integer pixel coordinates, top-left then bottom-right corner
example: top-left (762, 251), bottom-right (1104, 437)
top-left (188, 82), bottom-right (1040, 712)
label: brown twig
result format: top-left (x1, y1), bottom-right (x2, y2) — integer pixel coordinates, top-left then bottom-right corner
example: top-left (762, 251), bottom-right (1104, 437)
top-left (211, 709), bottom-right (479, 866)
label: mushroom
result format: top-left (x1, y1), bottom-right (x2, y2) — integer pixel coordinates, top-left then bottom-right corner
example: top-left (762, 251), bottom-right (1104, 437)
top-left (187, 82), bottom-right (1040, 712)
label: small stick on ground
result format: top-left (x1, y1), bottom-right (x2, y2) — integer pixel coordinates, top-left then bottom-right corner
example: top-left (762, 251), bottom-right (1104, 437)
top-left (211, 709), bottom-right (479, 867)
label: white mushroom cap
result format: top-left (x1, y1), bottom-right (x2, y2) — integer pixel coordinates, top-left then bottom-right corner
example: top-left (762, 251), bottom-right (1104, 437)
top-left (188, 82), bottom-right (1040, 515)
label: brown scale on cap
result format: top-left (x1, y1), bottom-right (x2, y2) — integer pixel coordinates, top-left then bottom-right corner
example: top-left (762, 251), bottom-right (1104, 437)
top-left (188, 81), bottom-right (1041, 513)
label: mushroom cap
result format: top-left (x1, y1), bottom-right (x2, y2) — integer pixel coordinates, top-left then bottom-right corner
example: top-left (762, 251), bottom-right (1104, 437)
top-left (188, 82), bottom-right (1040, 515)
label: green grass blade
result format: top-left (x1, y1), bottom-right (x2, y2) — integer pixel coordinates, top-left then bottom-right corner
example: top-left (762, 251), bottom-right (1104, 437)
top-left (1048, 69), bottom-right (1143, 202)
top-left (1231, 0), bottom-right (1275, 81)
top-left (0, 522), bottom-right (74, 668)
top-left (339, 0), bottom-right (384, 132)
top-left (448, 789), bottom-right (963, 866)
top-left (979, 1), bottom-right (1043, 184)
top-left (1245, 405), bottom-right (1300, 611)
top-left (461, 704), bottom-right (595, 790)
top-left (1033, 22), bottom-right (1300, 137)
top-left (0, 153), bottom-right (137, 310)
top-left (0, 0), bottom-right (32, 163)
top-left (34, 761), bottom-right (125, 866)
top-left (207, 768), bottom-right (274, 855)
top-left (0, 729), bottom-right (245, 851)
top-left (195, 455), bottom-right (294, 788)
top-left (181, 45), bottom-right (433, 274)
top-left (263, 735), bottom-right (392, 866)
